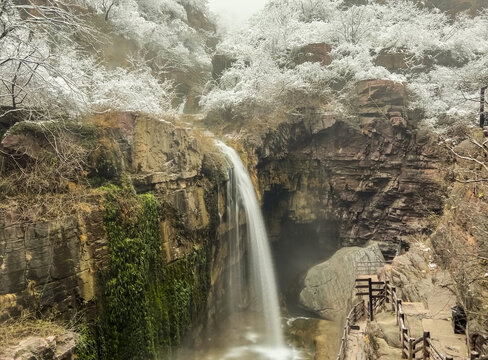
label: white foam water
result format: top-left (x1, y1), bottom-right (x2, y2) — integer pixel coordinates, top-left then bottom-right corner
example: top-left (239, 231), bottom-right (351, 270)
top-left (216, 140), bottom-right (287, 356)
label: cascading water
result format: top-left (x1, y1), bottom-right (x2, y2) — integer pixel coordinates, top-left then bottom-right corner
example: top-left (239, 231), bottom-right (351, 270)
top-left (216, 140), bottom-right (290, 359)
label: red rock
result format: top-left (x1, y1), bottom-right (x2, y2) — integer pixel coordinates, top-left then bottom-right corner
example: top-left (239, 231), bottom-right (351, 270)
top-left (293, 43), bottom-right (332, 66)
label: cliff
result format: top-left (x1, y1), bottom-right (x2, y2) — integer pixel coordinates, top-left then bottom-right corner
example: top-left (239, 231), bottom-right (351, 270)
top-left (0, 112), bottom-right (228, 359)
top-left (234, 80), bottom-right (449, 255)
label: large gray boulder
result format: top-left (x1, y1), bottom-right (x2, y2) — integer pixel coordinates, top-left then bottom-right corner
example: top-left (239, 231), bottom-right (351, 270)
top-left (299, 244), bottom-right (385, 320)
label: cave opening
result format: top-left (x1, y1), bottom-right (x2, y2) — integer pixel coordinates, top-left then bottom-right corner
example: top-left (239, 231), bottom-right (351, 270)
top-left (262, 186), bottom-right (341, 316)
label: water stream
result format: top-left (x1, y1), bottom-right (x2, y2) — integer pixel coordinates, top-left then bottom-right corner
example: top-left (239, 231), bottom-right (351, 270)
top-left (215, 140), bottom-right (291, 359)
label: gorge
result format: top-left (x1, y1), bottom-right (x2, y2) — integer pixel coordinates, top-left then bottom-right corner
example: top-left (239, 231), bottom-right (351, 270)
top-left (1, 0), bottom-right (488, 359)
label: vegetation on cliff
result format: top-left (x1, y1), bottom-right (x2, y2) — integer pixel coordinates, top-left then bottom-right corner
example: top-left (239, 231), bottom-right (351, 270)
top-left (0, 113), bottom-right (219, 359)
top-left (77, 187), bottom-right (211, 360)
top-left (429, 127), bottom-right (488, 336)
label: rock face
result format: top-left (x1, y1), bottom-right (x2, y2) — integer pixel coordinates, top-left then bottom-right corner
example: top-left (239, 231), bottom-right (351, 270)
top-left (252, 80), bottom-right (448, 253)
top-left (374, 49), bottom-right (409, 71)
top-left (424, 0), bottom-right (488, 16)
top-left (379, 243), bottom-right (454, 308)
top-left (211, 54), bottom-right (236, 80)
top-left (299, 244), bottom-right (384, 319)
top-left (0, 206), bottom-right (106, 321)
top-left (0, 112), bottom-right (230, 357)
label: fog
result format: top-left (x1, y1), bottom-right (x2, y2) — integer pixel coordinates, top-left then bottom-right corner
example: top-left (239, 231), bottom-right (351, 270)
top-left (207, 0), bottom-right (267, 29)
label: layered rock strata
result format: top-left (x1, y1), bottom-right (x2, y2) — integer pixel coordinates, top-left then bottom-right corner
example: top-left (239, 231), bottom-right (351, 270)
top-left (250, 80), bottom-right (448, 252)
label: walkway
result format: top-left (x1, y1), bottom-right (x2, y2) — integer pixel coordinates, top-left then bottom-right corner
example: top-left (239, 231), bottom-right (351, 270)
top-left (344, 319), bottom-right (368, 360)
top-left (339, 276), bottom-right (472, 360)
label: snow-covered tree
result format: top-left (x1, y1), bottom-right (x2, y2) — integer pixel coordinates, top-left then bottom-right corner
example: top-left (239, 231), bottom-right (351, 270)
top-left (0, 0), bottom-right (176, 120)
top-left (202, 0), bottom-right (488, 129)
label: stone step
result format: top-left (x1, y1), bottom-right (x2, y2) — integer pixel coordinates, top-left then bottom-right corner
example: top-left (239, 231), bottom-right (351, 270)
top-left (422, 318), bottom-right (468, 359)
top-left (402, 301), bottom-right (428, 314)
top-left (402, 302), bottom-right (429, 338)
top-left (429, 335), bottom-right (468, 359)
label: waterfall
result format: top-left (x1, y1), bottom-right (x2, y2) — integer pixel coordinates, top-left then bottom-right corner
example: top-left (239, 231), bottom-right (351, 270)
top-left (216, 141), bottom-right (285, 350)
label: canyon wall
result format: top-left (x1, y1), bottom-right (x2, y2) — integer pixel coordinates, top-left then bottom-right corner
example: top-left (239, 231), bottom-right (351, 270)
top-left (0, 113), bottom-right (230, 359)
top-left (245, 80), bottom-right (449, 255)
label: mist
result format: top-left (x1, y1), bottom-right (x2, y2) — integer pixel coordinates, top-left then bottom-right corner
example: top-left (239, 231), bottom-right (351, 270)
top-left (207, 0), bottom-right (267, 29)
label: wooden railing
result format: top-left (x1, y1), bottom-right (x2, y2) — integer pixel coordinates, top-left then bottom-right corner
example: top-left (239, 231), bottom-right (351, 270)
top-left (336, 299), bottom-right (366, 360)
top-left (386, 282), bottom-right (481, 360)
top-left (335, 272), bottom-right (485, 360)
top-left (355, 278), bottom-right (388, 321)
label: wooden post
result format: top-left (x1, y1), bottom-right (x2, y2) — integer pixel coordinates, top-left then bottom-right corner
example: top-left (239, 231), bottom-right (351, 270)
top-left (368, 278), bottom-right (374, 321)
top-left (480, 86), bottom-right (487, 128)
top-left (385, 280), bottom-right (390, 303)
top-left (408, 337), bottom-right (414, 360)
top-left (391, 287), bottom-right (396, 311)
top-left (402, 328), bottom-right (408, 359)
top-left (396, 299), bottom-right (402, 324)
top-left (423, 331), bottom-right (430, 360)
top-left (399, 313), bottom-right (406, 343)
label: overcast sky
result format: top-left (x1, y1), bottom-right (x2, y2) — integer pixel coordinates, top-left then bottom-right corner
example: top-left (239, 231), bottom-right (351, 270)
top-left (207, 0), bottom-right (267, 29)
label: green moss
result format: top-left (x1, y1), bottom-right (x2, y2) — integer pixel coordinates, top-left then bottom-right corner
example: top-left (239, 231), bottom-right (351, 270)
top-left (75, 321), bottom-right (99, 360)
top-left (77, 186), bottom-right (211, 360)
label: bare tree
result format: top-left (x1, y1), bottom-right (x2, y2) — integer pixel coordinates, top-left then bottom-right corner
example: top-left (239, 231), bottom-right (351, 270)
top-left (0, 0), bottom-right (96, 119)
top-left (339, 6), bottom-right (369, 45)
top-left (101, 0), bottom-right (119, 21)
top-left (480, 86), bottom-right (487, 128)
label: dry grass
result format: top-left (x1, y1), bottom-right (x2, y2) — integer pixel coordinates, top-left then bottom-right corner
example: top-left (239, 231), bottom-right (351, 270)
top-left (0, 315), bottom-right (67, 349)
top-left (429, 127), bottom-right (488, 330)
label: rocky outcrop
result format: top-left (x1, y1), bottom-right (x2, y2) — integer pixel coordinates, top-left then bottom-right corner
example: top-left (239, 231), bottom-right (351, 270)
top-left (0, 205), bottom-right (106, 321)
top-left (343, 0), bottom-right (488, 16)
top-left (249, 79), bottom-right (448, 253)
top-left (424, 0), bottom-right (488, 16)
top-left (299, 244), bottom-right (384, 319)
top-left (374, 49), bottom-right (409, 71)
top-left (0, 112), bottom-right (229, 358)
top-left (211, 54), bottom-right (237, 80)
top-left (379, 242), bottom-right (454, 307)
top-left (292, 43), bottom-right (332, 66)
top-left (1, 333), bottom-right (76, 360)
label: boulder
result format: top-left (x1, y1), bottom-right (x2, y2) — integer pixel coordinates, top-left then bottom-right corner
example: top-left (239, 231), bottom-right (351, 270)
top-left (374, 50), bottom-right (409, 71)
top-left (299, 244), bottom-right (385, 320)
top-left (0, 332), bottom-right (76, 360)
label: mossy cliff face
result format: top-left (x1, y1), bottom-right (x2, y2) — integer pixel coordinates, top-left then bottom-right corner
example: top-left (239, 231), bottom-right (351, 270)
top-left (0, 112), bottom-right (228, 359)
